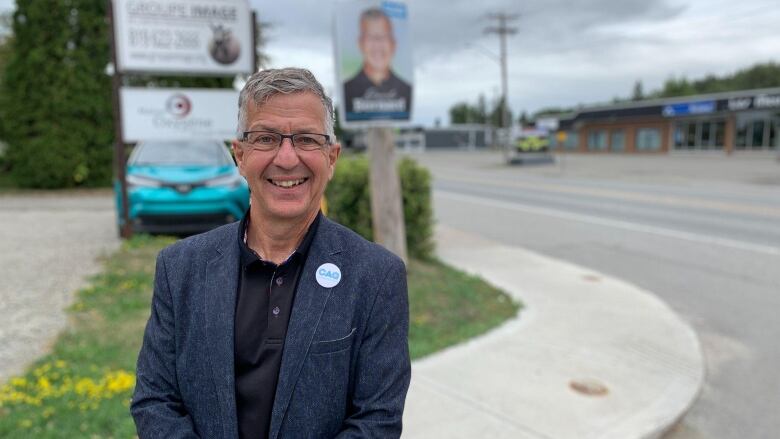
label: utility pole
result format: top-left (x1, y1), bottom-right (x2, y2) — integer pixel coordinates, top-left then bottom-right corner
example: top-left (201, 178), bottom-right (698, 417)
top-left (484, 13), bottom-right (518, 150)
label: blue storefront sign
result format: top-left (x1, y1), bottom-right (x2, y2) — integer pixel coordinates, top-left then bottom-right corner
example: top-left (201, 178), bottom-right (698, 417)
top-left (662, 101), bottom-right (715, 117)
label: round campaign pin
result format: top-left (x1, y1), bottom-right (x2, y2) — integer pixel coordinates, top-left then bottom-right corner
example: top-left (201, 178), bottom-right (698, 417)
top-left (316, 263), bottom-right (341, 288)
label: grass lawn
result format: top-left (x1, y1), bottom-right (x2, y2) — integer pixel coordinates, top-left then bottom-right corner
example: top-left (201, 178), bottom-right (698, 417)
top-left (0, 235), bottom-right (519, 438)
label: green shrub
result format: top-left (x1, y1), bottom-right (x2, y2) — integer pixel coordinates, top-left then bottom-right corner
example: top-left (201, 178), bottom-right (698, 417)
top-left (326, 155), bottom-right (434, 259)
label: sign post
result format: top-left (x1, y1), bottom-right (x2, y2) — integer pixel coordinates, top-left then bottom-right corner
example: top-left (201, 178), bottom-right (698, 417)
top-left (334, 0), bottom-right (413, 263)
top-left (108, 0), bottom-right (131, 238)
top-left (367, 127), bottom-right (408, 262)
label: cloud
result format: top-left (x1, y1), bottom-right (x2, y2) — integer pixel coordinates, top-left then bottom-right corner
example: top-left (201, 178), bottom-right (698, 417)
top-left (2, 0), bottom-right (777, 126)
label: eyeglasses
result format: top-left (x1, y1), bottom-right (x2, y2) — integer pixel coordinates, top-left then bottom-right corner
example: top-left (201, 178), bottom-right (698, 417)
top-left (241, 130), bottom-right (331, 152)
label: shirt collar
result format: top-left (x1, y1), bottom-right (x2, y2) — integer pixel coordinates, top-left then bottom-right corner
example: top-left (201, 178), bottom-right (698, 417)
top-left (238, 210), bottom-right (321, 267)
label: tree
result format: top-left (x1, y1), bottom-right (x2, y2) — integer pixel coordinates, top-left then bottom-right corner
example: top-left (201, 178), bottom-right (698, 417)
top-left (649, 62), bottom-right (780, 100)
top-left (254, 19), bottom-right (272, 71)
top-left (449, 102), bottom-right (472, 124)
top-left (489, 96), bottom-right (513, 128)
top-left (631, 80), bottom-right (644, 101)
top-left (0, 12), bottom-right (12, 147)
top-left (448, 94), bottom-right (490, 125)
top-left (1, 0), bottom-right (113, 188)
top-left (518, 110), bottom-right (529, 127)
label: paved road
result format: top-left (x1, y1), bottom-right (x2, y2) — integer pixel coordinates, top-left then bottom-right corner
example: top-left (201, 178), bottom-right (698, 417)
top-left (411, 151), bottom-right (780, 439)
top-left (0, 191), bottom-right (119, 383)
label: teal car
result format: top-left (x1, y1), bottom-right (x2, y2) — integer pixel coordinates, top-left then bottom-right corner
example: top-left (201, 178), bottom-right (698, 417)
top-left (116, 140), bottom-right (250, 234)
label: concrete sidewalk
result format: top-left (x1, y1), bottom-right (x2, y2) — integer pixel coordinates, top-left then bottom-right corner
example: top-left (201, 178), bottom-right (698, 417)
top-left (403, 225), bottom-right (704, 439)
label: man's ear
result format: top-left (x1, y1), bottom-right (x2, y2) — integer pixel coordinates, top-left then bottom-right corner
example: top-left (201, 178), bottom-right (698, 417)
top-left (231, 140), bottom-right (245, 174)
top-left (328, 142), bottom-right (341, 180)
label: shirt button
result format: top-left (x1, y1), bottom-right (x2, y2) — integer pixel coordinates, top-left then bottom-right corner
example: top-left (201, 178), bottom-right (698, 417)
top-left (275, 276), bottom-right (284, 286)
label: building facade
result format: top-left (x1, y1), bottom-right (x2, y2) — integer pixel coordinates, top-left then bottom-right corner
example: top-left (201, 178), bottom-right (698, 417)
top-left (554, 88), bottom-right (780, 154)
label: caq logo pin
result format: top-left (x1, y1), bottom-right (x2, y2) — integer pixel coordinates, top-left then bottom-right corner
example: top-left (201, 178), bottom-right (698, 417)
top-left (316, 263), bottom-right (341, 288)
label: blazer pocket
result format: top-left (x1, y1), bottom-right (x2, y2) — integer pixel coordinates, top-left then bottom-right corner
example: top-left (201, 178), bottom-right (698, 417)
top-left (310, 328), bottom-right (356, 355)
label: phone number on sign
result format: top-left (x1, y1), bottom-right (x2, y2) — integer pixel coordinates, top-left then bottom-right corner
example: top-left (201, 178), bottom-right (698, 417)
top-left (128, 28), bottom-right (200, 49)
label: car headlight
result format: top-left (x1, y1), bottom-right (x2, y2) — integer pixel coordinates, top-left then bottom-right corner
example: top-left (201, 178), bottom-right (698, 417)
top-left (126, 174), bottom-right (162, 188)
top-left (205, 173), bottom-right (244, 188)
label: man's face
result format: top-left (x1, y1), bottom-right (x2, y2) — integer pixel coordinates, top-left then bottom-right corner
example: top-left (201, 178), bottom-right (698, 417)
top-left (232, 92), bottom-right (340, 224)
top-left (359, 17), bottom-right (395, 74)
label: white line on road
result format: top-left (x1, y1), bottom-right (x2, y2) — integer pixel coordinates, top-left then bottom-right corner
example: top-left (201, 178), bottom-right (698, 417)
top-left (437, 190), bottom-right (780, 257)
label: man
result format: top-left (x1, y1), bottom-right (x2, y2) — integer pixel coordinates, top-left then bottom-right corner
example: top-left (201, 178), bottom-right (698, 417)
top-left (343, 8), bottom-right (412, 118)
top-left (131, 68), bottom-right (411, 439)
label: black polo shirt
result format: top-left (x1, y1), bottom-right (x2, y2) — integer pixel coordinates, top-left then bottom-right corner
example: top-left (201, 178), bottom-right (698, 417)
top-left (234, 212), bottom-right (320, 439)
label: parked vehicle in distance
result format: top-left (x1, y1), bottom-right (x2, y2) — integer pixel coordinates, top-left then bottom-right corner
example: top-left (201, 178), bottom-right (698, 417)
top-left (115, 140), bottom-right (249, 235)
top-left (504, 128), bottom-right (555, 165)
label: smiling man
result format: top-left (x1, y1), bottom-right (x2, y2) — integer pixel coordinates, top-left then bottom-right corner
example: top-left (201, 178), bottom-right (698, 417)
top-left (343, 7), bottom-right (412, 120)
top-left (131, 68), bottom-right (411, 439)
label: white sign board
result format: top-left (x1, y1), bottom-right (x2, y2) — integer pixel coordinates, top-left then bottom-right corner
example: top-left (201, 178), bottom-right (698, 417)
top-left (120, 87), bottom-right (239, 141)
top-left (334, 0), bottom-right (414, 127)
top-left (112, 0), bottom-right (253, 75)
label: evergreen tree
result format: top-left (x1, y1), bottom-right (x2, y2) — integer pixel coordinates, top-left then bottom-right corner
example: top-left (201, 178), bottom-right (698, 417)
top-left (1, 0), bottom-right (112, 188)
top-left (518, 110), bottom-right (529, 127)
top-left (631, 80), bottom-right (644, 100)
top-left (489, 96), bottom-right (513, 128)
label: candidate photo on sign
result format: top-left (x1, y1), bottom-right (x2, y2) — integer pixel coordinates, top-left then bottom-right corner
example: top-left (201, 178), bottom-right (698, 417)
top-left (342, 6), bottom-right (412, 121)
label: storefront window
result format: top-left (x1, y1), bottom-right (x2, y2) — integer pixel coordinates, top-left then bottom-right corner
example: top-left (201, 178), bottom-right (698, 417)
top-left (700, 122), bottom-right (712, 147)
top-left (751, 120), bottom-right (766, 148)
top-left (673, 120), bottom-right (725, 150)
top-left (587, 130), bottom-right (607, 151)
top-left (636, 128), bottom-right (661, 151)
top-left (735, 111), bottom-right (780, 150)
top-left (564, 132), bottom-right (579, 150)
top-left (686, 123), bottom-right (697, 148)
top-left (674, 123), bottom-right (685, 149)
top-left (610, 130), bottom-right (625, 152)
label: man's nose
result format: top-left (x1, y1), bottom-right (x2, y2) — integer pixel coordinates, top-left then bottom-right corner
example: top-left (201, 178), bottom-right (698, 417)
top-left (272, 137), bottom-right (300, 168)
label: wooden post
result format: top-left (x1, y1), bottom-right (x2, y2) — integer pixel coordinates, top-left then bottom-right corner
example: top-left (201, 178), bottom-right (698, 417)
top-left (367, 127), bottom-right (408, 264)
top-left (108, 0), bottom-right (132, 239)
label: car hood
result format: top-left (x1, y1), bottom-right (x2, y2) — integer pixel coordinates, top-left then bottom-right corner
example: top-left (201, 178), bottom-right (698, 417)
top-left (128, 165), bottom-right (238, 184)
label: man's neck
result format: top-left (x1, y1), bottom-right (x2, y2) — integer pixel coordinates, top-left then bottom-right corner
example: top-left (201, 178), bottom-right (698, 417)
top-left (246, 209), bottom-right (318, 265)
top-left (363, 65), bottom-right (391, 86)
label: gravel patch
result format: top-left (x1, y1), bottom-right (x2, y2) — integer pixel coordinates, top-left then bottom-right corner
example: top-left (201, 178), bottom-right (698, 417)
top-left (0, 191), bottom-right (120, 383)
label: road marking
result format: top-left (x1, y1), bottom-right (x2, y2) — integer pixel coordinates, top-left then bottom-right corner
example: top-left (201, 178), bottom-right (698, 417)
top-left (435, 174), bottom-right (780, 219)
top-left (437, 190), bottom-right (780, 256)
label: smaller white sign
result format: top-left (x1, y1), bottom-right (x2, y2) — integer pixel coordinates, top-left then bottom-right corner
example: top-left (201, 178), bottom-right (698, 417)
top-left (120, 87), bottom-right (239, 142)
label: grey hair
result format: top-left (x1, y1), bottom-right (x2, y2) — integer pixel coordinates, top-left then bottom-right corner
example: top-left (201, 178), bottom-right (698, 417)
top-left (236, 67), bottom-right (335, 140)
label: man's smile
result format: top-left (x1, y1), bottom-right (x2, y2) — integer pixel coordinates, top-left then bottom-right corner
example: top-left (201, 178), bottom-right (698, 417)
top-left (267, 177), bottom-right (309, 188)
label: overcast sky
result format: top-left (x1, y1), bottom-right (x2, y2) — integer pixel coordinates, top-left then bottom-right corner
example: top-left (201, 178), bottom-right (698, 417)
top-left (2, 0), bottom-right (778, 126)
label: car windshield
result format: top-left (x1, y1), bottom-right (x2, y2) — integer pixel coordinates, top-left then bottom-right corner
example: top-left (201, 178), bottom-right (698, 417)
top-left (131, 141), bottom-right (232, 166)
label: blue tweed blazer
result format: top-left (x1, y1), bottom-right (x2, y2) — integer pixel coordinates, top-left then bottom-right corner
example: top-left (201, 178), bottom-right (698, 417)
top-left (131, 217), bottom-right (411, 438)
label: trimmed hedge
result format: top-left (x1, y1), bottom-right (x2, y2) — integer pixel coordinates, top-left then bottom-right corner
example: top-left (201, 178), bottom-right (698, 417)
top-left (326, 155), bottom-right (434, 260)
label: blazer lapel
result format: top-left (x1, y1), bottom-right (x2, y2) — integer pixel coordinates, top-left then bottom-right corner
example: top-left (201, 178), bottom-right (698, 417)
top-left (204, 226), bottom-right (240, 439)
top-left (269, 218), bottom-right (344, 439)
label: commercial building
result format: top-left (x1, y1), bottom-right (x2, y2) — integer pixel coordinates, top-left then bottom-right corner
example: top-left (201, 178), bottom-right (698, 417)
top-left (554, 88), bottom-right (780, 154)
